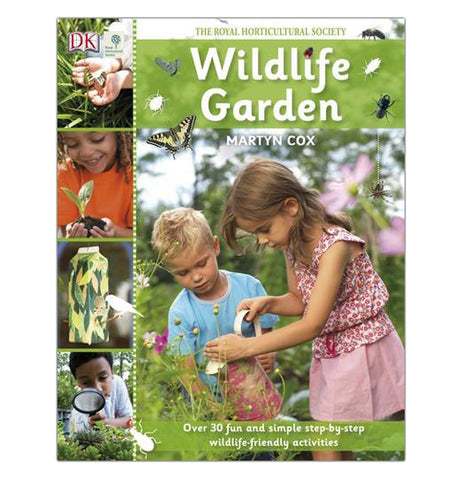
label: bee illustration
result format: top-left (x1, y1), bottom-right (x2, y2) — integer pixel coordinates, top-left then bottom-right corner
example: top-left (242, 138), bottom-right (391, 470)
top-left (368, 180), bottom-right (392, 202)
top-left (371, 94), bottom-right (395, 120)
top-left (303, 47), bottom-right (314, 59)
top-left (360, 29), bottom-right (385, 40)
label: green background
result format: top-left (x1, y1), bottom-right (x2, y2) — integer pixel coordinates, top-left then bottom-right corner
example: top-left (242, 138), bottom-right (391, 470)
top-left (140, 421), bottom-right (404, 459)
top-left (136, 40), bottom-right (404, 128)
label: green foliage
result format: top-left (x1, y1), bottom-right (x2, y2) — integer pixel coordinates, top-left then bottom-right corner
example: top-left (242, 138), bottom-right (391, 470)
top-left (57, 18), bottom-right (132, 128)
top-left (136, 128), bottom-right (405, 460)
top-left (61, 180), bottom-right (94, 218)
top-left (57, 423), bottom-right (133, 461)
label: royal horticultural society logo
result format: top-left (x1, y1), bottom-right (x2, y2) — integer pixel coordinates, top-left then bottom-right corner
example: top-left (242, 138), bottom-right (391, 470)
top-left (68, 32), bottom-right (100, 53)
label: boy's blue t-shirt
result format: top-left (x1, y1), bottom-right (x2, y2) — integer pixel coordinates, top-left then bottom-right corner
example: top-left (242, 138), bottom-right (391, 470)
top-left (167, 270), bottom-right (278, 388)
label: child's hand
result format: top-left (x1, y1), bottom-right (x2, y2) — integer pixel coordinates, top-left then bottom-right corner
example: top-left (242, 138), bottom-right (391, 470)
top-left (123, 418), bottom-right (133, 429)
top-left (88, 70), bottom-right (132, 106)
top-left (237, 296), bottom-right (274, 321)
top-left (257, 352), bottom-right (276, 374)
top-left (72, 58), bottom-right (121, 86)
top-left (90, 218), bottom-right (115, 238)
top-left (65, 222), bottom-right (88, 238)
top-left (89, 412), bottom-right (108, 426)
top-left (205, 334), bottom-right (249, 363)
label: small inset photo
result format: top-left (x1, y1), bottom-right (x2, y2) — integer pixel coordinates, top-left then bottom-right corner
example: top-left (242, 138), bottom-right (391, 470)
top-left (57, 131), bottom-right (133, 239)
top-left (57, 351), bottom-right (134, 461)
top-left (58, 242), bottom-right (133, 348)
top-left (57, 18), bottom-right (133, 128)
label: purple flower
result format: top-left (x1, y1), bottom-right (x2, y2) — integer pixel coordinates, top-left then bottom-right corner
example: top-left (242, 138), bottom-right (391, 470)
top-left (320, 155), bottom-right (374, 213)
top-left (153, 329), bottom-right (169, 354)
top-left (377, 217), bottom-right (405, 255)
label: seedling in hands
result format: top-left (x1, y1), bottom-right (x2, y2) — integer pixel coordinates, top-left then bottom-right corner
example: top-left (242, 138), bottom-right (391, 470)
top-left (61, 180), bottom-right (106, 237)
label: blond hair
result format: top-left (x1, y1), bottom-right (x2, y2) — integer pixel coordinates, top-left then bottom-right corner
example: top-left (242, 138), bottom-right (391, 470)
top-left (151, 207), bottom-right (215, 260)
top-left (221, 158), bottom-right (352, 263)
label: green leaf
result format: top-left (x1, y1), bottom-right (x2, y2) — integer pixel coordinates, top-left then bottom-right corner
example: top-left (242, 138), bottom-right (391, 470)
top-left (73, 281), bottom-right (84, 309)
top-left (58, 90), bottom-right (84, 106)
top-left (61, 187), bottom-right (82, 214)
top-left (66, 117), bottom-right (83, 128)
top-left (77, 269), bottom-right (92, 286)
top-left (78, 180), bottom-right (94, 214)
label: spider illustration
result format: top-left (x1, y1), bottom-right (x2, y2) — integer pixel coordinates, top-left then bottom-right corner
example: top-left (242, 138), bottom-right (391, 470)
top-left (368, 180), bottom-right (393, 203)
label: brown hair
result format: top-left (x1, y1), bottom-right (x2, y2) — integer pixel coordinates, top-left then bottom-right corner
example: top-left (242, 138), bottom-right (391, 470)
top-left (57, 132), bottom-right (132, 184)
top-left (221, 158), bottom-right (352, 263)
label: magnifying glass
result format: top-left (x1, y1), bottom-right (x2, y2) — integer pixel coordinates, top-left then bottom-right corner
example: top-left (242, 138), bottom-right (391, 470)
top-left (72, 388), bottom-right (106, 416)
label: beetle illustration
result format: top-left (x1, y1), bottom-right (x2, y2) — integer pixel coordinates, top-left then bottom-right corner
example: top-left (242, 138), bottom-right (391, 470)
top-left (360, 29), bottom-right (385, 40)
top-left (303, 47), bottom-right (314, 59)
top-left (371, 94), bottom-right (395, 120)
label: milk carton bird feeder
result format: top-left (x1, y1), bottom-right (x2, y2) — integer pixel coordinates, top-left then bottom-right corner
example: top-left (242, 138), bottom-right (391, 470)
top-left (68, 246), bottom-right (110, 345)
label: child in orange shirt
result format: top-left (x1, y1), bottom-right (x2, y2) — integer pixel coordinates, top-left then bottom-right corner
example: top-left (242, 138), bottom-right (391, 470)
top-left (57, 132), bottom-right (133, 238)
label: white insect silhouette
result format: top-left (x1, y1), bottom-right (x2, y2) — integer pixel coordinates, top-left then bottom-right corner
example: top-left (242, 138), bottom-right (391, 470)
top-left (145, 91), bottom-right (168, 115)
top-left (105, 294), bottom-right (144, 320)
top-left (130, 428), bottom-right (157, 452)
top-left (362, 58), bottom-right (381, 77)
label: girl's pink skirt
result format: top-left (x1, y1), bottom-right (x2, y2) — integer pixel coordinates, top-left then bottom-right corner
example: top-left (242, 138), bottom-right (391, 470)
top-left (309, 330), bottom-right (404, 421)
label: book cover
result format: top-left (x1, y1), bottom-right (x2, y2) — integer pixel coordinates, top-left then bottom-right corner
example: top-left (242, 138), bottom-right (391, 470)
top-left (57, 17), bottom-right (405, 461)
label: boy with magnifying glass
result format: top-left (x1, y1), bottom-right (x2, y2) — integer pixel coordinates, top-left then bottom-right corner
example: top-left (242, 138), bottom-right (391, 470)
top-left (69, 353), bottom-right (133, 433)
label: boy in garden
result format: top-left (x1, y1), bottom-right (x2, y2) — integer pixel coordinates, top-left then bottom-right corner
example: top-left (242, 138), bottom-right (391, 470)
top-left (151, 207), bottom-right (279, 405)
top-left (69, 352), bottom-right (133, 432)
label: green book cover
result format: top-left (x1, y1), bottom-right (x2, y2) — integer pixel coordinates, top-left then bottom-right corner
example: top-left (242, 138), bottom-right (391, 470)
top-left (57, 18), bottom-right (405, 462)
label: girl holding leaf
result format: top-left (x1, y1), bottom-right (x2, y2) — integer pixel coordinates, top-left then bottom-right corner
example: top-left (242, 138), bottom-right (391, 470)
top-left (57, 132), bottom-right (133, 238)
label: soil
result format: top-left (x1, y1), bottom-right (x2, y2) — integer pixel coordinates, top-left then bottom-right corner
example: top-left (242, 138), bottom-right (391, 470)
top-left (73, 216), bottom-right (107, 237)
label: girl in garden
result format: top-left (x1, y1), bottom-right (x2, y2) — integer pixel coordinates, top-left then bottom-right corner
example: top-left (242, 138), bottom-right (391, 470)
top-left (205, 158), bottom-right (405, 461)
top-left (57, 131), bottom-right (133, 238)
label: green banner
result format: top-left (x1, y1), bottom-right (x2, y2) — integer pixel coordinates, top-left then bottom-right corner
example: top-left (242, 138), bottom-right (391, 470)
top-left (137, 40), bottom-right (404, 128)
top-left (142, 421), bottom-right (404, 455)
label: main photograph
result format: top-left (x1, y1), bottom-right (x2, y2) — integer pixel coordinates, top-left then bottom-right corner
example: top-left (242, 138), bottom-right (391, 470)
top-left (134, 127), bottom-right (405, 461)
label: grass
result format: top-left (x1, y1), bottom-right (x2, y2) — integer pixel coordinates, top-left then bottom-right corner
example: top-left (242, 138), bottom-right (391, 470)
top-left (57, 18), bottom-right (132, 128)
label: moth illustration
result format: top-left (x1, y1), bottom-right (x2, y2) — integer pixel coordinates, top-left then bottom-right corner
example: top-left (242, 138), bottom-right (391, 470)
top-left (146, 115), bottom-right (196, 159)
top-left (155, 57), bottom-right (182, 76)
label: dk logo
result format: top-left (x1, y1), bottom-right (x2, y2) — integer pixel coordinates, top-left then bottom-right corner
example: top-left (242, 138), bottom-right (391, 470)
top-left (68, 32), bottom-right (100, 53)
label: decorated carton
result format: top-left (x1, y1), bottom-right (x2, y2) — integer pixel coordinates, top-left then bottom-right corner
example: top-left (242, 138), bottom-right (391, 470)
top-left (68, 246), bottom-right (109, 345)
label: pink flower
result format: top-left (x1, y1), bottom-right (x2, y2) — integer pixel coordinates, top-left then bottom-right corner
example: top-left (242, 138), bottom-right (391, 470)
top-left (143, 331), bottom-right (156, 348)
top-left (153, 329), bottom-right (169, 354)
top-left (377, 217), bottom-right (405, 255)
top-left (320, 155), bottom-right (374, 213)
